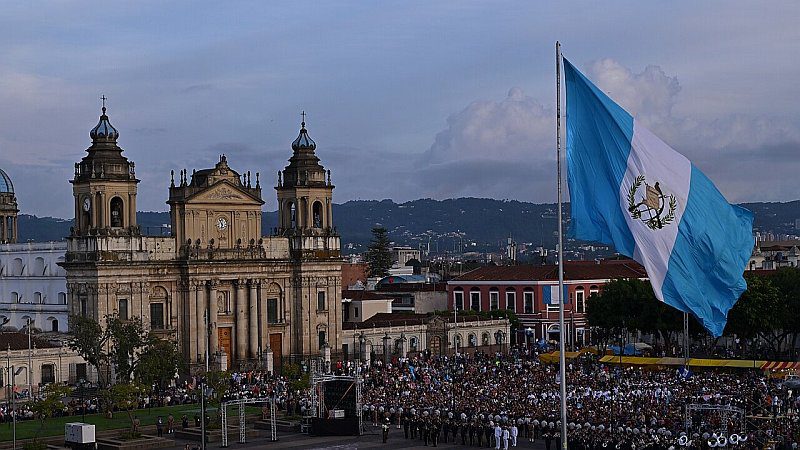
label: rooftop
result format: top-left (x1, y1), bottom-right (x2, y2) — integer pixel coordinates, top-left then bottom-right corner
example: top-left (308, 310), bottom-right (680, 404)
top-left (452, 260), bottom-right (646, 282)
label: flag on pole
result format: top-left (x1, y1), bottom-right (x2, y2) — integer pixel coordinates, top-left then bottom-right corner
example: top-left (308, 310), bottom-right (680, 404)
top-left (563, 58), bottom-right (754, 337)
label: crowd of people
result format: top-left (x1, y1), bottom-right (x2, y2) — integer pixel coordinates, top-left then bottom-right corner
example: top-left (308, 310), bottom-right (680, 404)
top-left (356, 348), bottom-right (800, 449)
top-left (3, 347), bottom-right (800, 449)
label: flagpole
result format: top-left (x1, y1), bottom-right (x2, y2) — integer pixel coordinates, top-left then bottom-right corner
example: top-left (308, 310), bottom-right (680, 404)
top-left (555, 40), bottom-right (568, 450)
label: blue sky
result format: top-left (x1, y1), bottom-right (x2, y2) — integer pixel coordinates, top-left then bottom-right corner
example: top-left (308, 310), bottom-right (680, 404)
top-left (1, 1), bottom-right (799, 217)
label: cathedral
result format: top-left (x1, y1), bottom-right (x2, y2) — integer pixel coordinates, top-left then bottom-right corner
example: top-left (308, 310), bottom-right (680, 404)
top-left (60, 105), bottom-right (342, 373)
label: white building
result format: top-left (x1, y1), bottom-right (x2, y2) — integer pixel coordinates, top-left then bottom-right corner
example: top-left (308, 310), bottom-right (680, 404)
top-left (0, 241), bottom-right (68, 332)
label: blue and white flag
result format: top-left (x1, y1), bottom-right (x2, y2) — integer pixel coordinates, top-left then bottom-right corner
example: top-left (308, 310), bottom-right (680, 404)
top-left (542, 285), bottom-right (569, 305)
top-left (563, 58), bottom-right (754, 337)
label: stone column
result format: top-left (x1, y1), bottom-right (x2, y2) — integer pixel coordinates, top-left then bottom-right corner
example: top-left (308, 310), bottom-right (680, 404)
top-left (364, 342), bottom-right (372, 367)
top-left (259, 282), bottom-right (268, 356)
top-left (208, 281), bottom-right (219, 359)
top-left (235, 279), bottom-right (247, 363)
top-left (322, 343), bottom-right (331, 373)
top-left (196, 283), bottom-right (206, 365)
top-left (265, 345), bottom-right (274, 375)
top-left (248, 280), bottom-right (258, 359)
top-left (187, 282), bottom-right (197, 362)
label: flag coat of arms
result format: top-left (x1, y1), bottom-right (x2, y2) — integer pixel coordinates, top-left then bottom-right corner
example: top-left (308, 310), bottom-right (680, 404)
top-left (563, 58), bottom-right (754, 337)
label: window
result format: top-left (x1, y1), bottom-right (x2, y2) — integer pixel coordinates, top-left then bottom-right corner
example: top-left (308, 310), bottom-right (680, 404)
top-left (51, 319), bottom-right (59, 332)
top-left (41, 364), bottom-right (55, 384)
top-left (313, 201), bottom-right (323, 228)
top-left (409, 337), bottom-right (418, 351)
top-left (75, 363), bottom-right (87, 381)
top-left (482, 333), bottom-right (490, 346)
top-left (58, 292), bottom-right (66, 305)
top-left (150, 303), bottom-right (164, 330)
top-left (468, 334), bottom-right (477, 347)
top-left (11, 292), bottom-right (19, 303)
top-left (470, 289), bottom-right (481, 311)
top-left (267, 298), bottom-right (279, 324)
top-left (318, 330), bottom-right (327, 349)
top-left (34, 292), bottom-right (42, 304)
top-left (110, 197), bottom-right (124, 228)
top-left (505, 290), bottom-right (516, 312)
top-left (317, 291), bottom-right (326, 311)
top-left (118, 299), bottom-right (128, 320)
top-left (575, 287), bottom-right (585, 314)
top-left (524, 290), bottom-right (534, 314)
top-left (489, 289), bottom-right (499, 310)
top-left (354, 307), bottom-right (359, 318)
top-left (289, 202), bottom-right (297, 228)
top-left (453, 289), bottom-right (464, 311)
top-left (589, 285), bottom-right (599, 298)
top-left (80, 295), bottom-right (87, 317)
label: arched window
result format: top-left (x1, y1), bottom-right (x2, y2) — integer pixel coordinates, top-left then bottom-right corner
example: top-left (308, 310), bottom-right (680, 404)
top-left (575, 286), bottom-right (586, 313)
top-left (33, 257), bottom-right (45, 276)
top-left (468, 334), bottom-right (477, 347)
top-left (11, 292), bottom-right (19, 303)
top-left (110, 197), bottom-right (124, 227)
top-left (489, 288), bottom-right (500, 310)
top-left (288, 201), bottom-right (297, 228)
top-left (523, 288), bottom-right (535, 314)
top-left (469, 287), bottom-right (481, 311)
top-left (453, 287), bottom-right (464, 311)
top-left (312, 201), bottom-right (323, 228)
top-left (11, 258), bottom-right (23, 276)
top-left (34, 292), bottom-right (42, 304)
top-left (505, 288), bottom-right (516, 312)
top-left (51, 319), bottom-right (59, 332)
top-left (58, 292), bottom-right (66, 304)
top-left (409, 336), bottom-right (418, 351)
top-left (482, 332), bottom-right (490, 346)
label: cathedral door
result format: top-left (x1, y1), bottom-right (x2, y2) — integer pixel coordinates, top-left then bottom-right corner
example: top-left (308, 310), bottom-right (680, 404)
top-left (270, 333), bottom-right (282, 373)
top-left (218, 327), bottom-right (232, 369)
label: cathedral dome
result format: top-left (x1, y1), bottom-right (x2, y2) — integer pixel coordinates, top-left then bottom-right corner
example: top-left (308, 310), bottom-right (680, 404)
top-left (0, 168), bottom-right (13, 193)
top-left (291, 118), bottom-right (316, 151)
top-left (89, 106), bottom-right (119, 142)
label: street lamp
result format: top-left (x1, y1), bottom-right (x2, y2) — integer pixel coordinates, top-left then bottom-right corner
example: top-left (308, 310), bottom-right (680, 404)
top-left (79, 378), bottom-right (87, 422)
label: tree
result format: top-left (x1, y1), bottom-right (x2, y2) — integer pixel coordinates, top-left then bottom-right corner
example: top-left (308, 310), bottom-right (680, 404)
top-left (365, 226), bottom-right (392, 277)
top-left (30, 383), bottom-right (71, 432)
top-left (108, 381), bottom-right (146, 435)
top-left (725, 274), bottom-right (785, 357)
top-left (69, 314), bottom-right (159, 385)
top-left (772, 268), bottom-right (800, 358)
top-left (69, 314), bottom-right (110, 385)
top-left (135, 336), bottom-right (185, 390)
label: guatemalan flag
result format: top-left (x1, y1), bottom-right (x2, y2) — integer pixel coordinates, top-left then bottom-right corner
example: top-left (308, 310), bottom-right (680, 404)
top-left (563, 59), bottom-right (754, 337)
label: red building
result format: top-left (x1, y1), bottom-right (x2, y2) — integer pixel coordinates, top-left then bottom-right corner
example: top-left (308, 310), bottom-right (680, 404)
top-left (447, 260), bottom-right (646, 347)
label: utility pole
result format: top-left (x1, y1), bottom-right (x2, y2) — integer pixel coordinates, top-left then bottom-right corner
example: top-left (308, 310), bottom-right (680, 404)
top-left (26, 317), bottom-right (32, 396)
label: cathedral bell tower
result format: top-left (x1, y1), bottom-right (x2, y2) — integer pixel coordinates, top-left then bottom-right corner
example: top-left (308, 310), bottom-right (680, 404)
top-left (70, 100), bottom-right (139, 236)
top-left (275, 114), bottom-right (337, 251)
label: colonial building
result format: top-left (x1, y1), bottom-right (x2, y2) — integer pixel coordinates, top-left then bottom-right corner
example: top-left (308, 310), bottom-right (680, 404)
top-left (0, 168), bottom-right (18, 244)
top-left (447, 260), bottom-right (646, 346)
top-left (0, 241), bottom-right (68, 332)
top-left (61, 106), bottom-right (342, 373)
top-left (342, 313), bottom-right (510, 362)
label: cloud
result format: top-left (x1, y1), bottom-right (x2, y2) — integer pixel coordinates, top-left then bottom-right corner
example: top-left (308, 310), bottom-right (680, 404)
top-left (416, 59), bottom-right (800, 205)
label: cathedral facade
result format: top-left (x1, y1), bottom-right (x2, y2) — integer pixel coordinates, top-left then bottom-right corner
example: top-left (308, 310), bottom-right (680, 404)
top-left (60, 106), bottom-right (342, 373)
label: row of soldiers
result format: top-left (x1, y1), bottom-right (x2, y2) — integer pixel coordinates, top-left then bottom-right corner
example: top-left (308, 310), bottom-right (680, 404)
top-left (399, 414), bottom-right (523, 448)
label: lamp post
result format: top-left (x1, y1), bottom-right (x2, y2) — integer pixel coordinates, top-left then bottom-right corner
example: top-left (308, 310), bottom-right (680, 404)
top-left (79, 378), bottom-right (87, 422)
top-left (382, 332), bottom-right (391, 365)
top-left (26, 317), bottom-right (32, 396)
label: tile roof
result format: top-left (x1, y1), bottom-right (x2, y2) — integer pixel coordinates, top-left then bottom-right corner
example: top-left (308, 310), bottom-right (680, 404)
top-left (0, 331), bottom-right (59, 351)
top-left (452, 260), bottom-right (646, 282)
top-left (342, 290), bottom-right (394, 301)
